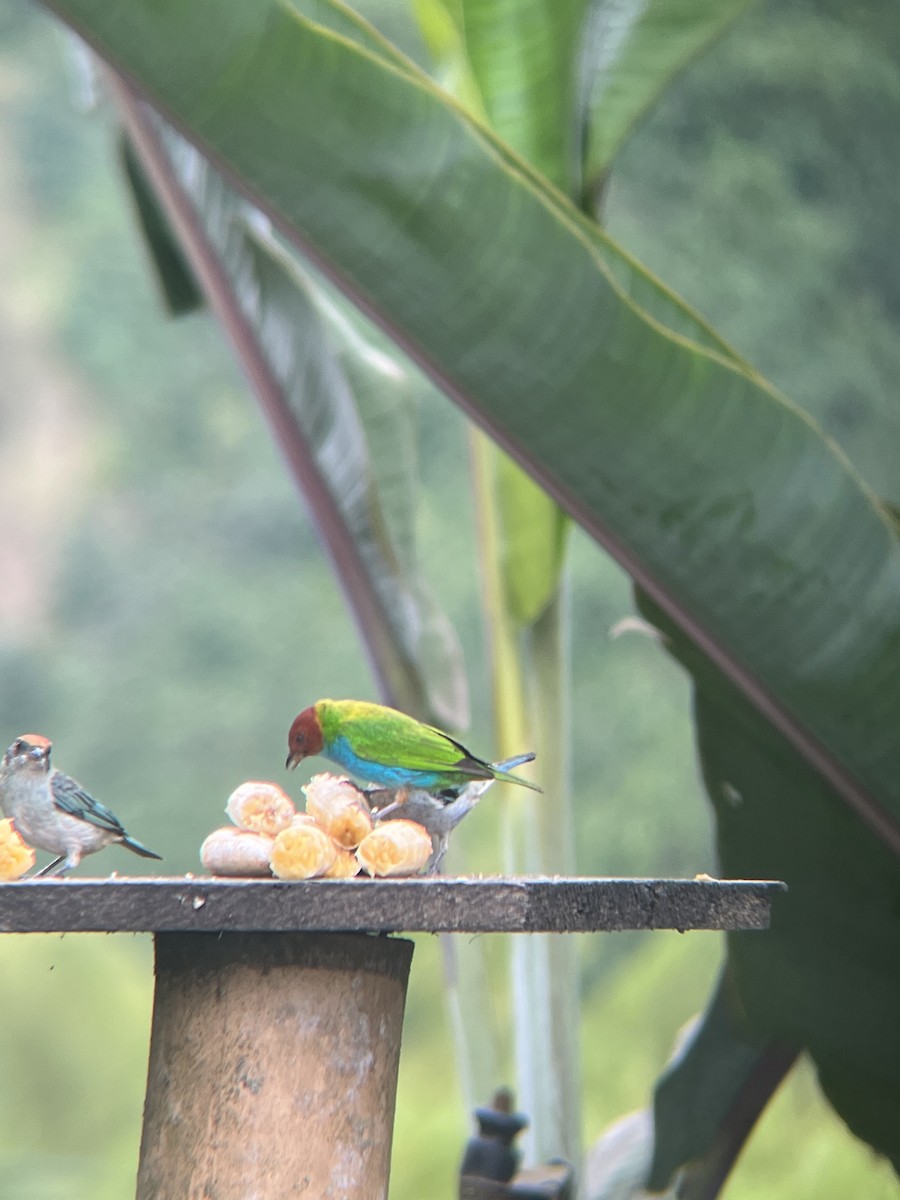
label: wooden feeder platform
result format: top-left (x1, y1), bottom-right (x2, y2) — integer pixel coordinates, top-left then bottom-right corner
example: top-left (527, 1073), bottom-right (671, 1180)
top-left (0, 875), bottom-right (784, 1198)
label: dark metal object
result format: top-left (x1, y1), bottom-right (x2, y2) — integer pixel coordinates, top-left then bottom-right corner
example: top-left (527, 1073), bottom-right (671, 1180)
top-left (460, 1161), bottom-right (574, 1199)
top-left (460, 1088), bottom-right (529, 1183)
top-left (0, 876), bottom-right (784, 934)
top-left (459, 1089), bottom-right (574, 1200)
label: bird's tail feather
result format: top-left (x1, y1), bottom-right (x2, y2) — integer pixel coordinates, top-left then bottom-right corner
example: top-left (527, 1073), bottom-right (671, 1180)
top-left (493, 752), bottom-right (535, 772)
top-left (122, 835), bottom-right (162, 860)
top-left (491, 753), bottom-right (542, 792)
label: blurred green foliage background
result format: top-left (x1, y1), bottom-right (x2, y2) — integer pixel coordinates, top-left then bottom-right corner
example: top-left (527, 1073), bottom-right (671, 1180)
top-left (0, 1), bottom-right (897, 1195)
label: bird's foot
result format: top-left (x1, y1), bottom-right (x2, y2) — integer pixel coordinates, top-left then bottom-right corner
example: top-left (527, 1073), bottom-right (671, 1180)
top-left (28, 856), bottom-right (68, 880)
top-left (371, 787), bottom-right (410, 821)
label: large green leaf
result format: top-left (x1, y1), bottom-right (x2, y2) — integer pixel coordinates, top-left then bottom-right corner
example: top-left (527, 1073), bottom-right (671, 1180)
top-left (649, 967), bottom-right (796, 1195)
top-left (420, 6), bottom-right (756, 372)
top-left (579, 0), bottom-right (759, 190)
top-left (587, 969), bottom-right (796, 1199)
top-left (634, 590), bottom-right (900, 1177)
top-left (697, 683), bottom-right (900, 1172)
top-left (42, 0), bottom-right (900, 849)
top-left (415, 0), bottom-right (577, 625)
top-left (443, 0), bottom-right (587, 191)
top-left (115, 94), bottom-right (468, 728)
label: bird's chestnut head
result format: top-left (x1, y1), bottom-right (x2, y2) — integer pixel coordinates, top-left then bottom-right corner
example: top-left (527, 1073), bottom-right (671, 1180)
top-left (286, 707), bottom-right (324, 770)
top-left (4, 734), bottom-right (52, 773)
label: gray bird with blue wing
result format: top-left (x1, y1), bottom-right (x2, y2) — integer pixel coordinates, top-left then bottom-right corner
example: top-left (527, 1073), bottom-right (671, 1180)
top-left (0, 734), bottom-right (161, 877)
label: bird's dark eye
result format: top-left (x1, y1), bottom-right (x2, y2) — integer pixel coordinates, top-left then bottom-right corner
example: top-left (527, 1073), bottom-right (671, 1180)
top-left (12, 740), bottom-right (23, 753)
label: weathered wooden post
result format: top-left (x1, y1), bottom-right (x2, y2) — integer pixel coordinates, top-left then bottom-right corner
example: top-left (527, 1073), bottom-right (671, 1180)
top-left (0, 876), bottom-right (784, 1199)
top-left (137, 931), bottom-right (412, 1199)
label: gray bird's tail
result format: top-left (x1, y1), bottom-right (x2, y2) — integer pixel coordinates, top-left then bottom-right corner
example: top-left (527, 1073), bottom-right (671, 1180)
top-left (121, 835), bottom-right (162, 860)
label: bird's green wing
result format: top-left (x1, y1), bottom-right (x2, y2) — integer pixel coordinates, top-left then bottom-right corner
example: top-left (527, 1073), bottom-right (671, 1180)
top-left (324, 699), bottom-right (487, 774)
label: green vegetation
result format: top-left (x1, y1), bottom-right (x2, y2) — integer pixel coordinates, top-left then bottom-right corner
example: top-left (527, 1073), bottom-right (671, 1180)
top-left (0, 0), bottom-right (898, 1196)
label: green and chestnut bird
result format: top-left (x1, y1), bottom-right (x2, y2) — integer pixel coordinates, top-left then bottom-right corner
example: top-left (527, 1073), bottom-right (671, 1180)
top-left (286, 699), bottom-right (541, 795)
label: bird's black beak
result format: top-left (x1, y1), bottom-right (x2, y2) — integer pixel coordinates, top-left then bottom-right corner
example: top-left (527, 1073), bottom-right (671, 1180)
top-left (286, 753), bottom-right (298, 771)
top-left (28, 746), bottom-right (48, 763)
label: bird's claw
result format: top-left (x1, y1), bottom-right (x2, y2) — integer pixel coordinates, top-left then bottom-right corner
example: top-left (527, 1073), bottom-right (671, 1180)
top-left (369, 786), bottom-right (409, 822)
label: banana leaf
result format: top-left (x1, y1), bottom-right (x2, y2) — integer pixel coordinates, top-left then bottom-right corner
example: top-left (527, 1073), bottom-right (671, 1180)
top-left (114, 93), bottom-right (468, 728)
